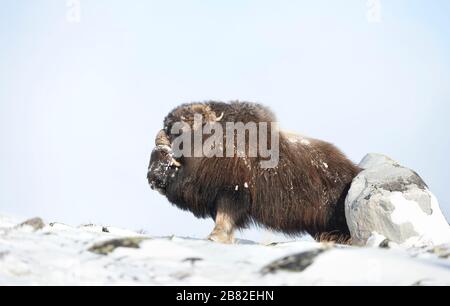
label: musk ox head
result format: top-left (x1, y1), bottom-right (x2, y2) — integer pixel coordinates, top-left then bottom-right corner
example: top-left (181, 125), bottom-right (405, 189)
top-left (147, 103), bottom-right (225, 193)
top-left (147, 102), bottom-right (279, 194)
top-left (147, 129), bottom-right (181, 195)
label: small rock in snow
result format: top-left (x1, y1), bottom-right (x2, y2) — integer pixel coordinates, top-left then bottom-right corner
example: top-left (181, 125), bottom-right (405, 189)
top-left (88, 237), bottom-right (148, 255)
top-left (17, 217), bottom-right (45, 231)
top-left (261, 248), bottom-right (327, 274)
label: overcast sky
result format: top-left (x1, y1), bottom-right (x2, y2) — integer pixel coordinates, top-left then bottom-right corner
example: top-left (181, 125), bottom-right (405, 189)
top-left (1, 0), bottom-right (449, 242)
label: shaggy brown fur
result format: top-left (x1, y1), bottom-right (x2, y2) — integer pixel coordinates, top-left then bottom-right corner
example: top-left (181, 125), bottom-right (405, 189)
top-left (147, 101), bottom-right (361, 243)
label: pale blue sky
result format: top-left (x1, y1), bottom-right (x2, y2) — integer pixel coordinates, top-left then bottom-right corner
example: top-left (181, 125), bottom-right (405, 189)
top-left (0, 1), bottom-right (449, 241)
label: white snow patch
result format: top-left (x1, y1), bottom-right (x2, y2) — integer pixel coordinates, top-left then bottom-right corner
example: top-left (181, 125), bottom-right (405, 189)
top-left (1, 213), bottom-right (450, 285)
top-left (366, 232), bottom-right (387, 247)
top-left (300, 139), bottom-right (311, 146)
top-left (282, 130), bottom-right (311, 146)
top-left (390, 191), bottom-right (450, 246)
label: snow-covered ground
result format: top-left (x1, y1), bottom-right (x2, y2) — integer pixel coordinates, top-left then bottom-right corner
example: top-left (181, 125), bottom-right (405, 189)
top-left (0, 213), bottom-right (449, 285)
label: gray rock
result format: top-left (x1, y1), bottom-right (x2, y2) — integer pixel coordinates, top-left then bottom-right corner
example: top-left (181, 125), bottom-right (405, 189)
top-left (17, 217), bottom-right (46, 231)
top-left (345, 153), bottom-right (450, 247)
top-left (88, 237), bottom-right (149, 255)
top-left (261, 248), bottom-right (328, 274)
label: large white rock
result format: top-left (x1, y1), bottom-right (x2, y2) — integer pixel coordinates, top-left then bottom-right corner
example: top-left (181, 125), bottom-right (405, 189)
top-left (345, 153), bottom-right (450, 247)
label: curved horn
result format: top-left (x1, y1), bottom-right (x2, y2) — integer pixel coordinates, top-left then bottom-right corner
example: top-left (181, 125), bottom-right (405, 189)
top-left (215, 112), bottom-right (224, 121)
top-left (171, 158), bottom-right (181, 167)
top-left (155, 129), bottom-right (171, 146)
top-left (155, 129), bottom-right (181, 167)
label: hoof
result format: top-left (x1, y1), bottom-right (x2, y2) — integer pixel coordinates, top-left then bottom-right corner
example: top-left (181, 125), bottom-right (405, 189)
top-left (207, 232), bottom-right (234, 244)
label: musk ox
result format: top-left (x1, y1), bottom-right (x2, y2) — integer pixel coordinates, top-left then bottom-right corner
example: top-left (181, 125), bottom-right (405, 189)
top-left (147, 101), bottom-right (361, 243)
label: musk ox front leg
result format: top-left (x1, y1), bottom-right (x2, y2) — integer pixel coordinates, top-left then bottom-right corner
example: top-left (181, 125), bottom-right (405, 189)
top-left (207, 193), bottom-right (249, 244)
top-left (207, 210), bottom-right (235, 244)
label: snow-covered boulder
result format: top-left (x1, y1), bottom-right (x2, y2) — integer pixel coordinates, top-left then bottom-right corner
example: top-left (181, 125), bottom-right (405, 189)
top-left (345, 153), bottom-right (450, 247)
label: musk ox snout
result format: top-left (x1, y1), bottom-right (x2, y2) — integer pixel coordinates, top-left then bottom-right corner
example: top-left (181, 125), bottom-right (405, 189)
top-left (147, 145), bottom-right (180, 195)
